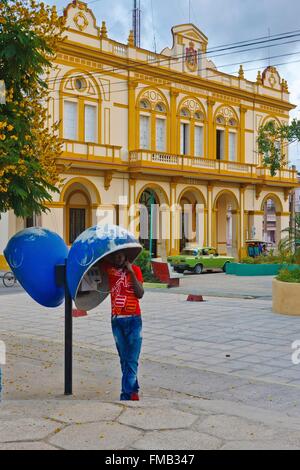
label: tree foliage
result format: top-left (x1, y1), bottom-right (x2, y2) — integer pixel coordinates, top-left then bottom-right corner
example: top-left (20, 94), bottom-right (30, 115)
top-left (0, 0), bottom-right (65, 217)
top-left (257, 119), bottom-right (300, 176)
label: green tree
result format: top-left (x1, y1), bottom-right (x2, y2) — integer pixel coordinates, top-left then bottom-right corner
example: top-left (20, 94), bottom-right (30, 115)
top-left (279, 214), bottom-right (300, 260)
top-left (0, 0), bottom-right (65, 218)
top-left (257, 119), bottom-right (300, 176)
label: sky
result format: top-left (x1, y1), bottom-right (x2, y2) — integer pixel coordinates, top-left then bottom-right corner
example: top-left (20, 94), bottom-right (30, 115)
top-left (45, 0), bottom-right (300, 168)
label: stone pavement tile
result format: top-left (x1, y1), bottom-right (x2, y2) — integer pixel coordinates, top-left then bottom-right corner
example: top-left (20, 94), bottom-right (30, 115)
top-left (213, 381), bottom-right (300, 411)
top-left (236, 364), bottom-right (283, 376)
top-left (194, 414), bottom-right (275, 441)
top-left (119, 407), bottom-right (197, 430)
top-left (46, 401), bottom-right (123, 424)
top-left (0, 418), bottom-right (62, 443)
top-left (263, 368), bottom-right (300, 379)
top-left (133, 430), bottom-right (222, 450)
top-left (288, 379), bottom-right (300, 387)
top-left (0, 442), bottom-right (58, 450)
top-left (220, 440), bottom-right (299, 450)
top-left (48, 422), bottom-right (142, 450)
top-left (251, 375), bottom-right (292, 385)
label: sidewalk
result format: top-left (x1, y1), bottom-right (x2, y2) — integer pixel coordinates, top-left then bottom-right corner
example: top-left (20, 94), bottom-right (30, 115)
top-left (2, 284), bottom-right (300, 449)
top-left (2, 333), bottom-right (300, 450)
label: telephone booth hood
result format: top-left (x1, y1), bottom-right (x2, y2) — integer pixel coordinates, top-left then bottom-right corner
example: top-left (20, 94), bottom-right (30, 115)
top-left (4, 228), bottom-right (69, 308)
top-left (66, 225), bottom-right (142, 311)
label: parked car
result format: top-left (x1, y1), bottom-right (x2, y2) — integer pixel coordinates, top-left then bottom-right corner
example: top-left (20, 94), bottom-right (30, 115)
top-left (167, 247), bottom-right (235, 274)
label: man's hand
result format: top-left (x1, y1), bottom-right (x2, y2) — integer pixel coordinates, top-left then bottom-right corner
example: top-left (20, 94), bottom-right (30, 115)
top-left (124, 260), bottom-right (134, 273)
top-left (125, 262), bottom-right (144, 299)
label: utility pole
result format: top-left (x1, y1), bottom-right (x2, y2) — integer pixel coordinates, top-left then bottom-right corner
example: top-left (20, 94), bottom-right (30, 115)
top-left (133, 0), bottom-right (141, 48)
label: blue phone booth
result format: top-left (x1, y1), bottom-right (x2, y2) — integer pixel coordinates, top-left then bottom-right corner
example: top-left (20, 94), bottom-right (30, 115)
top-left (4, 224), bottom-right (142, 394)
top-left (4, 228), bottom-right (69, 308)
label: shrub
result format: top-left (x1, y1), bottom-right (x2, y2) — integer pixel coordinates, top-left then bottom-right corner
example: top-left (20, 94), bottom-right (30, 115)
top-left (134, 249), bottom-right (161, 283)
top-left (241, 255), bottom-right (281, 264)
top-left (277, 268), bottom-right (300, 283)
top-left (241, 256), bottom-right (255, 264)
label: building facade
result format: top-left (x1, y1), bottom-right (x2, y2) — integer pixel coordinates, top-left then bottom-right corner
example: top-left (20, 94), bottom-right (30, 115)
top-left (0, 0), bottom-right (299, 268)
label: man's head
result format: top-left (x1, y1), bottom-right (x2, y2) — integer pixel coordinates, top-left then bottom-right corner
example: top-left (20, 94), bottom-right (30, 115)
top-left (108, 251), bottom-right (127, 268)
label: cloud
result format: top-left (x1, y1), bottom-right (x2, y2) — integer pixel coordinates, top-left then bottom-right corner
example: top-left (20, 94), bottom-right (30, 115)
top-left (46, 0), bottom-right (300, 166)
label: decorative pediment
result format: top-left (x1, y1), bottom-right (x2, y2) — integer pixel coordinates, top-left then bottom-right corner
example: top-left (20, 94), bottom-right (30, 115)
top-left (63, 0), bottom-right (100, 37)
top-left (160, 24), bottom-right (208, 75)
top-left (171, 24), bottom-right (208, 51)
top-left (262, 66), bottom-right (281, 90)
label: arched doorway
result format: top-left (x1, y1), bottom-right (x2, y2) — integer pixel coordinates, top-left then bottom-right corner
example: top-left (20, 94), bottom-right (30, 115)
top-left (261, 195), bottom-right (282, 248)
top-left (139, 189), bottom-right (159, 258)
top-left (61, 178), bottom-right (101, 246)
top-left (178, 189), bottom-right (205, 252)
top-left (214, 191), bottom-right (239, 257)
top-left (66, 190), bottom-right (91, 245)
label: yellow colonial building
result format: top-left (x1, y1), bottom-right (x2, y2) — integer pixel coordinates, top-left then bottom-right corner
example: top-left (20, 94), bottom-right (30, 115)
top-left (0, 0), bottom-right (299, 267)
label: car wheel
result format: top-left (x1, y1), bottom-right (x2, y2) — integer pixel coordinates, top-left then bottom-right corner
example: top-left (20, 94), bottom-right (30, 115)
top-left (3, 272), bottom-right (15, 287)
top-left (176, 269), bottom-right (184, 274)
top-left (193, 264), bottom-right (203, 275)
top-left (223, 262), bottom-right (230, 273)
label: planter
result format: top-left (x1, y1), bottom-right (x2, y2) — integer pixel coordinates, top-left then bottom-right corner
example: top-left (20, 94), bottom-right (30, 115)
top-left (226, 263), bottom-right (298, 277)
top-left (273, 278), bottom-right (300, 316)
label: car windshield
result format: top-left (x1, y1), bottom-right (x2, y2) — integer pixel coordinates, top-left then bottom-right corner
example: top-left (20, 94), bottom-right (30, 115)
top-left (181, 249), bottom-right (198, 256)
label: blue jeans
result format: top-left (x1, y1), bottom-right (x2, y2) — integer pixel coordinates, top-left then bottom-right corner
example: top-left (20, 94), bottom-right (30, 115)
top-left (111, 315), bottom-right (143, 401)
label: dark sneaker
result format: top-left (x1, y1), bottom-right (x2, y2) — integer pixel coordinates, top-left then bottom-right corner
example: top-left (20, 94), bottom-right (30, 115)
top-left (131, 392), bottom-right (139, 401)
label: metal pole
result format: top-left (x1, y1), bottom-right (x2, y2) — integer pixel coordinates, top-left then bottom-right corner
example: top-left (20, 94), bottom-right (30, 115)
top-left (149, 193), bottom-right (154, 259)
top-left (64, 261), bottom-right (73, 396)
top-left (55, 263), bottom-right (73, 396)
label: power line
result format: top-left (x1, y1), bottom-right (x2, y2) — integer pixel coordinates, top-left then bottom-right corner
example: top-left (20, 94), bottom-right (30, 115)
top-left (45, 53), bottom-right (300, 103)
top-left (44, 36), bottom-right (300, 94)
top-left (43, 28), bottom-right (300, 90)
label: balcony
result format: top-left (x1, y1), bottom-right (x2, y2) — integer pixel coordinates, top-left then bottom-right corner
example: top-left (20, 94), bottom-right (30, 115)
top-left (60, 140), bottom-right (123, 166)
top-left (129, 150), bottom-right (298, 184)
top-left (256, 166), bottom-right (298, 183)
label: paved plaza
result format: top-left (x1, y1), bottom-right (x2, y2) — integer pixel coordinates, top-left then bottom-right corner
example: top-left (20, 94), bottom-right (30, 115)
top-left (1, 274), bottom-right (300, 449)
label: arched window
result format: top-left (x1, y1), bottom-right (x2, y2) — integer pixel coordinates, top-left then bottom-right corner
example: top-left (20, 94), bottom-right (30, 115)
top-left (215, 109), bottom-right (239, 161)
top-left (138, 93), bottom-right (168, 152)
top-left (139, 99), bottom-right (151, 150)
top-left (179, 101), bottom-right (205, 157)
top-left (61, 73), bottom-right (100, 144)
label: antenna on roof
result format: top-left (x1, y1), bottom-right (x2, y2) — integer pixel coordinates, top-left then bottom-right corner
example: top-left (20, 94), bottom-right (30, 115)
top-left (133, 0), bottom-right (141, 48)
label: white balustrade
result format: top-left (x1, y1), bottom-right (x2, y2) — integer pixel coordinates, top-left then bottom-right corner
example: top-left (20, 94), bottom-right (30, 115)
top-left (113, 44), bottom-right (127, 57)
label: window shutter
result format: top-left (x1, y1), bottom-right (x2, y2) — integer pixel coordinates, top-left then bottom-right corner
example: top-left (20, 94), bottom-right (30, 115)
top-left (85, 105), bottom-right (97, 143)
top-left (194, 126), bottom-right (203, 156)
top-left (64, 101), bottom-right (78, 140)
top-left (140, 115), bottom-right (150, 149)
top-left (229, 132), bottom-right (237, 161)
top-left (156, 118), bottom-right (166, 152)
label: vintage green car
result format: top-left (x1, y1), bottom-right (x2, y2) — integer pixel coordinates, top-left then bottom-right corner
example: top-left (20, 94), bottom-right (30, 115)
top-left (167, 247), bottom-right (235, 274)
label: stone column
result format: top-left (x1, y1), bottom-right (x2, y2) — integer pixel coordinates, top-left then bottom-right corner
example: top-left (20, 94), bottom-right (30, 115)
top-left (239, 105), bottom-right (247, 163)
top-left (128, 80), bottom-right (138, 152)
top-left (170, 89), bottom-right (179, 154)
top-left (239, 186), bottom-right (246, 258)
top-left (207, 98), bottom-right (215, 159)
top-left (207, 184), bottom-right (213, 245)
top-left (170, 181), bottom-right (178, 255)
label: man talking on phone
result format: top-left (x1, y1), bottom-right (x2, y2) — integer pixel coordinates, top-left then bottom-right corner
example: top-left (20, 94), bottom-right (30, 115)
top-left (100, 251), bottom-right (144, 401)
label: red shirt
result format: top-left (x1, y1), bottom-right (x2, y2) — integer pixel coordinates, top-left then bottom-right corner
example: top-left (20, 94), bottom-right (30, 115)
top-left (103, 263), bottom-right (143, 316)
